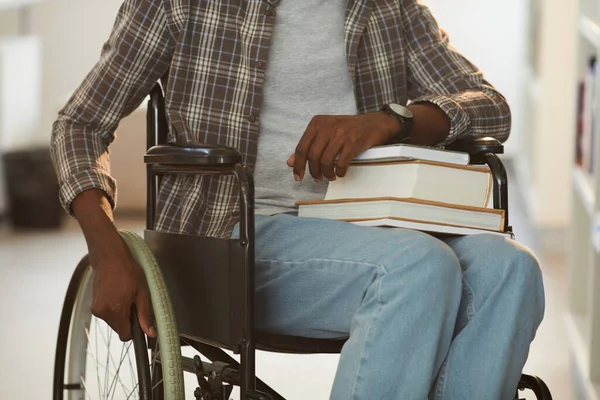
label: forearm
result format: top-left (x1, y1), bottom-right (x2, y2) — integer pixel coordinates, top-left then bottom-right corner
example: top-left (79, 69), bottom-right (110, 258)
top-left (50, 120), bottom-right (122, 257)
top-left (407, 102), bottom-right (451, 146)
top-left (72, 189), bottom-right (123, 265)
top-left (411, 89), bottom-right (512, 145)
top-left (72, 188), bottom-right (116, 233)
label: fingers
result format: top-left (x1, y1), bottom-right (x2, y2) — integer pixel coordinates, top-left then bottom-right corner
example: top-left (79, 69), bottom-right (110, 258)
top-left (306, 134), bottom-right (330, 182)
top-left (294, 115), bottom-right (367, 181)
top-left (321, 139), bottom-right (344, 180)
top-left (295, 117), bottom-right (341, 182)
top-left (116, 309), bottom-right (133, 342)
top-left (334, 146), bottom-right (356, 178)
top-left (293, 122), bottom-right (318, 181)
top-left (136, 287), bottom-right (157, 338)
top-left (92, 301), bottom-right (132, 342)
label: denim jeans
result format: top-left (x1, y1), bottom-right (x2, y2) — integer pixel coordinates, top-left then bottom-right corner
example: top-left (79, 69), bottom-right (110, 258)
top-left (233, 213), bottom-right (545, 399)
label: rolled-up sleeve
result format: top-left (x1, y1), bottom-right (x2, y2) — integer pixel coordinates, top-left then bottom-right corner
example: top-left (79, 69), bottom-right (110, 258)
top-left (401, 0), bottom-right (511, 145)
top-left (50, 0), bottom-right (173, 216)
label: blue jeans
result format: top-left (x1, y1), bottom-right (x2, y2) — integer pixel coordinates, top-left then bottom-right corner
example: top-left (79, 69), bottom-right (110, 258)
top-left (234, 213), bottom-right (545, 399)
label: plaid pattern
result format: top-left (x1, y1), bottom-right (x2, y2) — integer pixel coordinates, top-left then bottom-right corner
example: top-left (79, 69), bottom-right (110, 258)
top-left (50, 0), bottom-right (511, 238)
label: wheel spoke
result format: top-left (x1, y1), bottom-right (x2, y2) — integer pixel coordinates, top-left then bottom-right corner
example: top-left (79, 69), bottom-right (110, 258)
top-left (127, 344), bottom-right (137, 397)
top-left (111, 343), bottom-right (133, 399)
top-left (104, 323), bottom-right (111, 397)
top-left (100, 326), bottom-right (135, 398)
top-left (151, 378), bottom-right (164, 392)
top-left (80, 376), bottom-right (90, 399)
top-left (126, 382), bottom-right (140, 400)
top-left (84, 347), bottom-right (132, 398)
top-left (86, 326), bottom-right (104, 400)
top-left (94, 321), bottom-right (106, 399)
top-left (150, 347), bottom-right (160, 365)
top-left (150, 341), bottom-right (162, 394)
top-left (83, 319), bottom-right (141, 400)
top-left (106, 341), bottom-right (133, 399)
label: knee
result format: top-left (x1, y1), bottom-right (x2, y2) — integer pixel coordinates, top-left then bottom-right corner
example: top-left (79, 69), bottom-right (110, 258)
top-left (471, 235), bottom-right (545, 318)
top-left (482, 236), bottom-right (542, 285)
top-left (388, 231), bottom-right (462, 292)
top-left (507, 241), bottom-right (545, 316)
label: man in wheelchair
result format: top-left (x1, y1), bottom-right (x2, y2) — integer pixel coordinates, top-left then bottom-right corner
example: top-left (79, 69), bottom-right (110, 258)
top-left (50, 0), bottom-right (545, 399)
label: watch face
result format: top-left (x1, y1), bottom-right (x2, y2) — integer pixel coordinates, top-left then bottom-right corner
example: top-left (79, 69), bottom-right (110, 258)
top-left (390, 103), bottom-right (413, 119)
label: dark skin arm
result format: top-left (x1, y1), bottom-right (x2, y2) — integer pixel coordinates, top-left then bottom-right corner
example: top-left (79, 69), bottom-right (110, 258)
top-left (405, 102), bottom-right (452, 146)
top-left (72, 189), bottom-right (156, 342)
top-left (287, 102), bottom-right (451, 181)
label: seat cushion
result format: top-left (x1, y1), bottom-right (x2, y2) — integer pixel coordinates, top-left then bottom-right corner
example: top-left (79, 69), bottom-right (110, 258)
top-left (256, 332), bottom-right (347, 354)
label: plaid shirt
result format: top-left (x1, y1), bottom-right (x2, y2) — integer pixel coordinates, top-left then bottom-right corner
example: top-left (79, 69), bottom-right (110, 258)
top-left (50, 0), bottom-right (511, 238)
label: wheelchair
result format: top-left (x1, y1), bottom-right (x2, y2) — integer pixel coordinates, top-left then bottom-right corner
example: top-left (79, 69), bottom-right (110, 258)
top-left (53, 83), bottom-right (553, 400)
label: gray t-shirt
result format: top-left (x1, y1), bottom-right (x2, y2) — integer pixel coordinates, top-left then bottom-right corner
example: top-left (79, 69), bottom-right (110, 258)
top-left (253, 0), bottom-right (357, 215)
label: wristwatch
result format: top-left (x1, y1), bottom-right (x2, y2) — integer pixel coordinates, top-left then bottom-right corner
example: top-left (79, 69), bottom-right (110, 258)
top-left (380, 103), bottom-right (414, 143)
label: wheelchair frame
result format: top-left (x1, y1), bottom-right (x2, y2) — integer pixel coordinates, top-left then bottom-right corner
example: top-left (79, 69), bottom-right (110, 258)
top-left (54, 81), bottom-right (553, 400)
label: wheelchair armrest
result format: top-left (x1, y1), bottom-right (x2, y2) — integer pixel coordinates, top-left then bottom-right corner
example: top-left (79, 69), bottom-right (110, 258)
top-left (445, 136), bottom-right (511, 233)
top-left (144, 143), bottom-right (242, 167)
top-left (144, 143), bottom-right (252, 240)
top-left (445, 137), bottom-right (504, 157)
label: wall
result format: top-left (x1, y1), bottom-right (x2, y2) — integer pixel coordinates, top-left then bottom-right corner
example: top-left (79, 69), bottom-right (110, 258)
top-left (0, 1), bottom-right (143, 212)
top-left (0, 9), bottom-right (19, 35)
top-left (526, 0), bottom-right (577, 229)
top-left (426, 0), bottom-right (578, 230)
top-left (34, 0), bottom-right (146, 211)
top-left (423, 0), bottom-right (528, 158)
top-left (0, 36), bottom-right (41, 214)
top-left (30, 0), bottom-right (123, 137)
top-left (0, 0), bottom-right (123, 139)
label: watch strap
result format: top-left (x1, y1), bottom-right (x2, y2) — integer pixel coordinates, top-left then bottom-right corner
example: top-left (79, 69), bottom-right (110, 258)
top-left (381, 104), bottom-right (413, 143)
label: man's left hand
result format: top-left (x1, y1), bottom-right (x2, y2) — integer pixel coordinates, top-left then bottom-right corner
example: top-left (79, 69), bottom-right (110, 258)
top-left (286, 112), bottom-right (401, 182)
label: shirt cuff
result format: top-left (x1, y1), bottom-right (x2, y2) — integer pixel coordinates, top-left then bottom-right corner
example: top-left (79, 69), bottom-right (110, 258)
top-left (59, 169), bottom-right (117, 217)
top-left (411, 94), bottom-right (471, 146)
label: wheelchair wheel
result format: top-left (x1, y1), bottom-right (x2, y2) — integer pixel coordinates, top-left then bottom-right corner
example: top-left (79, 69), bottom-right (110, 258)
top-left (53, 230), bottom-right (184, 400)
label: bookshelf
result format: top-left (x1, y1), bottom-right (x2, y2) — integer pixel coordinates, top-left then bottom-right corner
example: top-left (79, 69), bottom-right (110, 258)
top-left (567, 0), bottom-right (600, 398)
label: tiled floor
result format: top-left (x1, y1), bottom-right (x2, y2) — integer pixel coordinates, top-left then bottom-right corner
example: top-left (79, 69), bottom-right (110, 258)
top-left (0, 170), bottom-right (576, 399)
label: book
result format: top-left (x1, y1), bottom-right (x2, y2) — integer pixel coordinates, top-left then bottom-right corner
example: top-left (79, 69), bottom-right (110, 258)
top-left (296, 197), bottom-right (505, 234)
top-left (575, 80), bottom-right (584, 167)
top-left (581, 56), bottom-right (597, 173)
top-left (326, 160), bottom-right (492, 208)
top-left (353, 218), bottom-right (510, 237)
top-left (351, 144), bottom-right (470, 165)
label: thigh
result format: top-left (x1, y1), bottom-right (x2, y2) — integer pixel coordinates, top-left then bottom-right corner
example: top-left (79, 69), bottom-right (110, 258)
top-left (238, 214), bottom-right (454, 338)
top-left (441, 233), bottom-right (544, 332)
top-left (441, 233), bottom-right (541, 288)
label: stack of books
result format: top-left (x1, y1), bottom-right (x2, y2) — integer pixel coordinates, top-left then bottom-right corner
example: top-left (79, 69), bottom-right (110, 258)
top-left (295, 144), bottom-right (507, 237)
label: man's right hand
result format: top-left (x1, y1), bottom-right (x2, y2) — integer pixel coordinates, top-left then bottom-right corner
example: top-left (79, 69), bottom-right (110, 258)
top-left (90, 239), bottom-right (156, 342)
top-left (72, 189), bottom-right (156, 342)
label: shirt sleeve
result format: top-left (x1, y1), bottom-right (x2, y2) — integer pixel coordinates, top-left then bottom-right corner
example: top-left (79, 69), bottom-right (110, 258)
top-left (50, 0), bottom-right (174, 216)
top-left (401, 0), bottom-right (511, 145)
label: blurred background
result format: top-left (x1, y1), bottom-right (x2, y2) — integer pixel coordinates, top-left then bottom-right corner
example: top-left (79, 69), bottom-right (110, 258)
top-left (0, 0), bottom-right (594, 399)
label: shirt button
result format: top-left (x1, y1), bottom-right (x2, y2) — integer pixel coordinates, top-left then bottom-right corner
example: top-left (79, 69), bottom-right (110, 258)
top-left (231, 210), bottom-right (240, 217)
top-left (264, 7), bottom-right (276, 17)
top-left (255, 61), bottom-right (265, 69)
top-left (247, 114), bottom-right (257, 123)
